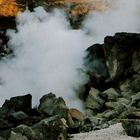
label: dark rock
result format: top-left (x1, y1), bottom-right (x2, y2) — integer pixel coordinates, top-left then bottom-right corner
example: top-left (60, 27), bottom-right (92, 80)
top-left (0, 118), bottom-right (13, 130)
top-left (8, 111), bottom-right (28, 126)
top-left (67, 123), bottom-right (81, 134)
top-left (0, 129), bottom-right (11, 140)
top-left (102, 110), bottom-right (118, 120)
top-left (0, 17), bottom-right (16, 30)
top-left (119, 106), bottom-right (137, 119)
top-left (108, 119), bottom-right (118, 125)
top-left (130, 92), bottom-right (140, 108)
top-left (104, 33), bottom-right (140, 83)
top-left (80, 116), bottom-right (100, 132)
top-left (130, 75), bottom-right (140, 93)
top-left (0, 29), bottom-right (11, 58)
top-left (9, 111), bottom-right (28, 121)
top-left (12, 124), bottom-right (38, 140)
top-left (0, 136), bottom-right (5, 140)
top-left (121, 119), bottom-right (140, 137)
top-left (85, 88), bottom-right (105, 113)
top-left (1, 94), bottom-right (32, 115)
top-left (9, 131), bottom-right (28, 140)
top-left (32, 115), bottom-right (68, 140)
top-left (102, 88), bottom-right (120, 101)
top-left (50, 118), bottom-right (68, 140)
top-left (130, 111), bottom-right (140, 119)
top-left (84, 44), bottom-right (109, 90)
top-left (38, 93), bottom-right (68, 117)
top-left (122, 110), bottom-right (140, 120)
top-left (114, 103), bottom-right (127, 114)
top-left (119, 75), bottom-right (140, 95)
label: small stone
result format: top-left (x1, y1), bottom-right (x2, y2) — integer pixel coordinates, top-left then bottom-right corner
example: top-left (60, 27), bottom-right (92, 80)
top-left (102, 88), bottom-right (120, 101)
top-left (105, 102), bottom-right (118, 109)
top-left (69, 108), bottom-right (85, 121)
top-left (101, 123), bottom-right (109, 129)
top-left (85, 88), bottom-right (105, 112)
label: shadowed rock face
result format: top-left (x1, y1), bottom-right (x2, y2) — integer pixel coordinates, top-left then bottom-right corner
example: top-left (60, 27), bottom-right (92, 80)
top-left (81, 33), bottom-right (140, 137)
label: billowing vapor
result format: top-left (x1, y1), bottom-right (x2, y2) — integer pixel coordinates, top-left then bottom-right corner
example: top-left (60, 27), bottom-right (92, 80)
top-left (0, 0), bottom-right (139, 109)
top-left (0, 8), bottom-right (91, 109)
top-left (83, 0), bottom-right (140, 43)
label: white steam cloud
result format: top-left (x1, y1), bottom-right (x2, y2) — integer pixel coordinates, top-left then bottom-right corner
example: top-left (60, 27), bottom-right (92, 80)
top-left (0, 0), bottom-right (139, 109)
top-left (83, 0), bottom-right (140, 43)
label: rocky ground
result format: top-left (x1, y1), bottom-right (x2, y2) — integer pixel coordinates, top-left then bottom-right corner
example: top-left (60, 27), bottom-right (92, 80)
top-left (80, 33), bottom-right (140, 137)
top-left (0, 0), bottom-right (140, 140)
top-left (0, 31), bottom-right (140, 140)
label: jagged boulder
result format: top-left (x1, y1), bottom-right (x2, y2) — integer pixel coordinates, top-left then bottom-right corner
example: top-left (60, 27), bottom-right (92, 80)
top-left (38, 93), bottom-right (68, 117)
top-left (10, 124), bottom-right (38, 140)
top-left (84, 44), bottom-right (109, 90)
top-left (1, 94), bottom-right (32, 115)
top-left (104, 33), bottom-right (140, 78)
top-left (85, 88), bottom-right (105, 114)
top-left (32, 115), bottom-right (68, 140)
top-left (102, 88), bottom-right (120, 101)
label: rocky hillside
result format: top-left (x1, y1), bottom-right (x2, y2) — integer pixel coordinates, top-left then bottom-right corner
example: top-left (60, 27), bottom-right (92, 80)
top-left (0, 0), bottom-right (109, 17)
top-left (0, 0), bottom-right (111, 29)
top-left (0, 32), bottom-right (139, 140)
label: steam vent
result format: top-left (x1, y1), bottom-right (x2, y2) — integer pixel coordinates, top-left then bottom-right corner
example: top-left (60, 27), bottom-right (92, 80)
top-left (0, 0), bottom-right (140, 140)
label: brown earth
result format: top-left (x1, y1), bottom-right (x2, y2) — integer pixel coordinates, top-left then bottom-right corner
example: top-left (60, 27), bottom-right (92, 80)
top-left (0, 0), bottom-right (111, 17)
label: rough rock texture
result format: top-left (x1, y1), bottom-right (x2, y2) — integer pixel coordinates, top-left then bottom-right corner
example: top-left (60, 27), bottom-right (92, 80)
top-left (82, 32), bottom-right (140, 137)
top-left (0, 22), bottom-right (140, 138)
top-left (0, 93), bottom-right (86, 139)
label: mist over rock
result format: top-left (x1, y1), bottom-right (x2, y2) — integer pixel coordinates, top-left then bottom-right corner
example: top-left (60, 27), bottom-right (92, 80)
top-left (82, 32), bottom-right (140, 137)
top-left (0, 32), bottom-right (139, 139)
top-left (0, 0), bottom-right (140, 139)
